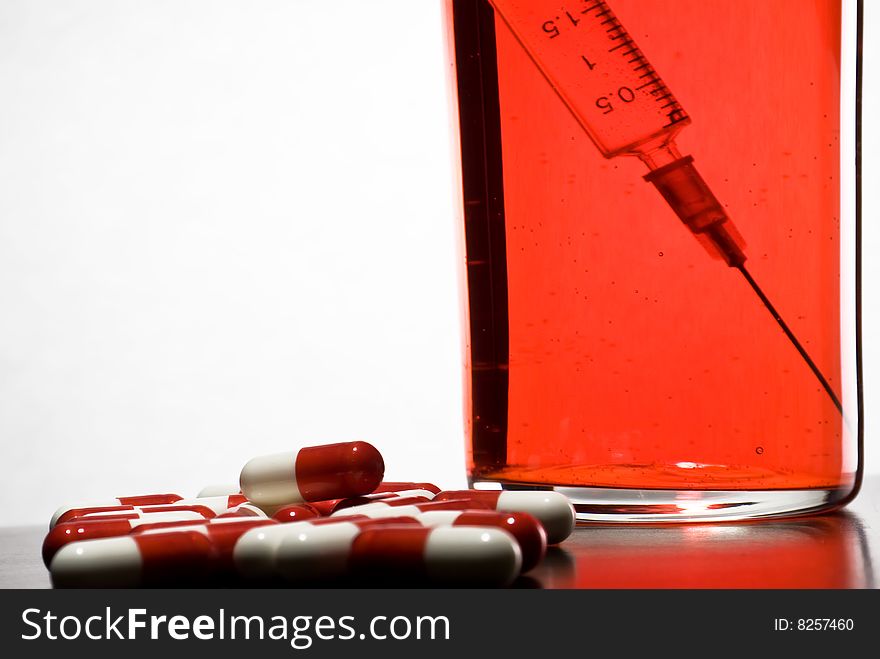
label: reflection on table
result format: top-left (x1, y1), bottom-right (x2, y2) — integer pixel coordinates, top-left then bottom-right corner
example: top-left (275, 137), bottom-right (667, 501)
top-left (527, 513), bottom-right (873, 589)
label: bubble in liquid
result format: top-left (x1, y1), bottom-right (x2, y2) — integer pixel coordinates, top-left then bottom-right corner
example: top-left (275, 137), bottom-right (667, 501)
top-left (658, 251), bottom-right (664, 257)
top-left (755, 446), bottom-right (765, 455)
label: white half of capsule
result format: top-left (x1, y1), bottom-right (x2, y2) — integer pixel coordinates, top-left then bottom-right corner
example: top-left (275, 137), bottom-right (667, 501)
top-left (239, 451), bottom-right (303, 507)
top-left (221, 503), bottom-right (268, 518)
top-left (50, 537), bottom-right (143, 588)
top-left (495, 491), bottom-right (576, 545)
top-left (274, 522), bottom-right (361, 582)
top-left (410, 510), bottom-right (462, 527)
top-left (423, 527), bottom-right (522, 586)
top-left (196, 484), bottom-right (241, 498)
top-left (371, 488), bottom-right (436, 500)
top-left (172, 496), bottom-right (244, 514)
top-left (330, 503), bottom-right (423, 518)
top-left (127, 511), bottom-right (208, 526)
top-left (136, 524), bottom-right (209, 537)
top-left (233, 521), bottom-right (313, 580)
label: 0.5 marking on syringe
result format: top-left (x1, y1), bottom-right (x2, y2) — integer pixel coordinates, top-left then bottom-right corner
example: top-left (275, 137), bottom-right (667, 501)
top-left (534, 0), bottom-right (687, 129)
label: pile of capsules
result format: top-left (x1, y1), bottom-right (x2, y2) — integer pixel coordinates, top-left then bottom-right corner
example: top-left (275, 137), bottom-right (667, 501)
top-left (45, 441), bottom-right (576, 587)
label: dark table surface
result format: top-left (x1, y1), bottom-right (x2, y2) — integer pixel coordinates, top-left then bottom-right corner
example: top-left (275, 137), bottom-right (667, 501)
top-left (3, 478), bottom-right (878, 589)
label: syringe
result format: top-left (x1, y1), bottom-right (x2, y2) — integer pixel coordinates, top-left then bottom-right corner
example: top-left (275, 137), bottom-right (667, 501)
top-left (488, 0), bottom-right (842, 413)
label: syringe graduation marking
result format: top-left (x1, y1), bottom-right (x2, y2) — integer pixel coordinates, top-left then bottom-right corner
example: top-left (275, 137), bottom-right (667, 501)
top-left (586, 0), bottom-right (685, 128)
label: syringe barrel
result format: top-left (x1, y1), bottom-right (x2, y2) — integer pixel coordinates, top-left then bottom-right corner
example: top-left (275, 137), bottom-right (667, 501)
top-left (489, 0), bottom-right (748, 267)
top-left (488, 0), bottom-right (689, 158)
top-left (644, 156), bottom-right (746, 267)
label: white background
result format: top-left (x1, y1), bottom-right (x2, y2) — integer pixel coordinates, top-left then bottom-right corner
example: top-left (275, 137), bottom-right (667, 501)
top-left (0, 0), bottom-right (877, 526)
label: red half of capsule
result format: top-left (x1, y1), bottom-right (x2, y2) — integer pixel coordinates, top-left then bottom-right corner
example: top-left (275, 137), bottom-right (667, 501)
top-left (271, 504), bottom-right (321, 523)
top-left (294, 441), bottom-right (385, 501)
top-left (374, 482), bottom-right (441, 495)
top-left (218, 494), bottom-right (249, 509)
top-left (453, 511), bottom-right (546, 572)
top-left (399, 498), bottom-right (491, 512)
top-left (347, 527), bottom-right (433, 579)
top-left (433, 490), bottom-right (502, 506)
top-left (308, 499), bottom-right (343, 516)
top-left (132, 531), bottom-right (215, 585)
top-left (117, 493), bottom-right (182, 506)
top-left (43, 520), bottom-right (135, 566)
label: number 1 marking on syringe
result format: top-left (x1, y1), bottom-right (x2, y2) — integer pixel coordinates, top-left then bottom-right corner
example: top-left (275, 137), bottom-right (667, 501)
top-left (494, 0), bottom-right (691, 138)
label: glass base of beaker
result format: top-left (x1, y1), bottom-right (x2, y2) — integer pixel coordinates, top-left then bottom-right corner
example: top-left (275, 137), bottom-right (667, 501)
top-left (468, 478), bottom-right (854, 523)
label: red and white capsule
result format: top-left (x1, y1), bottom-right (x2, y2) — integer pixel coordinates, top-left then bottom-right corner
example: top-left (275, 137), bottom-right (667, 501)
top-left (232, 515), bottom-right (416, 581)
top-left (50, 518), bottom-right (277, 587)
top-left (347, 526), bottom-right (522, 586)
top-left (330, 497), bottom-right (487, 519)
top-left (70, 504), bottom-right (218, 523)
top-left (134, 518), bottom-right (276, 575)
top-left (374, 482), bottom-right (441, 495)
top-left (325, 489), bottom-right (436, 515)
top-left (239, 441), bottom-right (384, 507)
top-left (329, 504), bottom-right (545, 572)
top-left (50, 530), bottom-right (215, 587)
top-left (49, 493), bottom-right (183, 528)
top-left (42, 510), bottom-right (212, 566)
top-left (308, 489), bottom-right (432, 517)
top-left (140, 495), bottom-right (248, 516)
top-left (415, 510), bottom-right (547, 573)
top-left (274, 517), bottom-right (425, 583)
top-left (433, 490), bottom-right (576, 544)
top-left (55, 495), bottom-right (248, 526)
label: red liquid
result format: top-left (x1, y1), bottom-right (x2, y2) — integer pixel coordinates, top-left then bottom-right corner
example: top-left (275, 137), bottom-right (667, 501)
top-left (451, 0), bottom-right (857, 494)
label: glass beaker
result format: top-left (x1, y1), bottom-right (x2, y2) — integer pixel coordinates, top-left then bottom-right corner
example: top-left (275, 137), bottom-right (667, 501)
top-left (447, 0), bottom-right (862, 522)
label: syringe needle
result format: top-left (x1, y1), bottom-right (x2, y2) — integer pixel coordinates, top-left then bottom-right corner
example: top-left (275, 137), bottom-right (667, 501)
top-left (736, 264), bottom-right (843, 414)
top-left (644, 158), bottom-right (842, 414)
